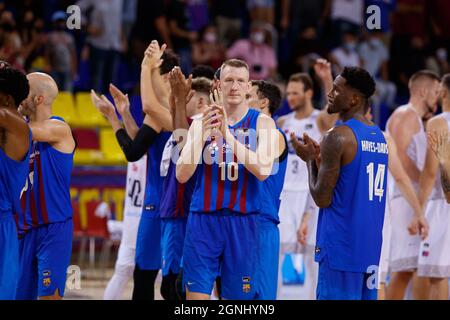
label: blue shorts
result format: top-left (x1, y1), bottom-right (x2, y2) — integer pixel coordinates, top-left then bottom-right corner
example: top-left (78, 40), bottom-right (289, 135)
top-left (255, 217), bottom-right (279, 300)
top-left (316, 255), bottom-right (377, 300)
top-left (183, 211), bottom-right (259, 300)
top-left (135, 210), bottom-right (161, 270)
top-left (16, 219), bottom-right (73, 299)
top-left (0, 215), bottom-right (19, 300)
top-left (161, 218), bottom-right (187, 276)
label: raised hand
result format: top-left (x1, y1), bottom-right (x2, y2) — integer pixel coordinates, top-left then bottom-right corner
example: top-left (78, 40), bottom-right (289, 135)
top-left (109, 84), bottom-right (130, 116)
top-left (90, 90), bottom-right (116, 120)
top-left (291, 132), bottom-right (320, 163)
top-left (142, 40), bottom-right (167, 69)
top-left (428, 131), bottom-right (450, 165)
top-left (314, 58), bottom-right (332, 83)
top-left (169, 66), bottom-right (193, 104)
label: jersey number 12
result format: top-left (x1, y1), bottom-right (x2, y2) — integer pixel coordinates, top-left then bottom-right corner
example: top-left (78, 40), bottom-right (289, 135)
top-left (366, 163), bottom-right (385, 202)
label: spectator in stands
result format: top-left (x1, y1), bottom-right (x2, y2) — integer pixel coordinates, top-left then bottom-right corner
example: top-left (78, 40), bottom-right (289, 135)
top-left (359, 30), bottom-right (397, 122)
top-left (426, 48), bottom-right (450, 77)
top-left (192, 25), bottom-right (225, 70)
top-left (389, 0), bottom-right (427, 95)
top-left (227, 21), bottom-right (277, 80)
top-left (168, 0), bottom-right (198, 75)
top-left (330, 0), bottom-right (364, 47)
top-left (211, 0), bottom-right (244, 47)
top-left (45, 11), bottom-right (77, 92)
top-left (77, 0), bottom-right (124, 94)
top-left (0, 10), bottom-right (23, 69)
top-left (247, 0), bottom-right (275, 25)
top-left (430, 0), bottom-right (450, 66)
top-left (187, 0), bottom-right (210, 33)
top-left (329, 31), bottom-right (361, 74)
top-left (130, 0), bottom-right (172, 63)
top-left (122, 0), bottom-right (137, 40)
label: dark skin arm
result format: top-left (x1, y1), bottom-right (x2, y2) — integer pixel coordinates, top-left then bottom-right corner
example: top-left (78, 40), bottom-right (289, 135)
top-left (291, 126), bottom-right (357, 208)
top-left (0, 108), bottom-right (30, 161)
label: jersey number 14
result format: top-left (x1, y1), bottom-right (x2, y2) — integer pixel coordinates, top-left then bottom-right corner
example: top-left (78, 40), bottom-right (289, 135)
top-left (366, 163), bottom-right (386, 202)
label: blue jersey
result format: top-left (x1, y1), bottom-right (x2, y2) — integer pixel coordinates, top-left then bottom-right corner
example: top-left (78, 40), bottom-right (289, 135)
top-left (190, 108), bottom-right (262, 214)
top-left (0, 130), bottom-right (31, 219)
top-left (259, 128), bottom-right (288, 224)
top-left (315, 118), bottom-right (388, 272)
top-left (143, 132), bottom-right (171, 214)
top-left (160, 139), bottom-right (197, 219)
top-left (18, 117), bottom-right (74, 233)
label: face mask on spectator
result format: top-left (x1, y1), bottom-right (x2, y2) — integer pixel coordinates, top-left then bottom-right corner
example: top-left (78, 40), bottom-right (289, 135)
top-left (204, 32), bottom-right (217, 44)
top-left (369, 38), bottom-right (382, 48)
top-left (251, 32), bottom-right (265, 44)
top-left (344, 42), bottom-right (357, 52)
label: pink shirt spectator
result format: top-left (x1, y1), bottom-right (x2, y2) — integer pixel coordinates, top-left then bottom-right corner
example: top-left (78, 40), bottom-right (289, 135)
top-left (226, 39), bottom-right (276, 80)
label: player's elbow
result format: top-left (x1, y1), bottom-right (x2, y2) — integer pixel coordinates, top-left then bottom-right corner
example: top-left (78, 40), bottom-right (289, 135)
top-left (176, 165), bottom-right (190, 184)
top-left (314, 194), bottom-right (332, 208)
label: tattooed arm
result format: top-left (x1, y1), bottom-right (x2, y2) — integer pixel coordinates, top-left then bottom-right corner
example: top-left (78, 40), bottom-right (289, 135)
top-left (291, 126), bottom-right (354, 208)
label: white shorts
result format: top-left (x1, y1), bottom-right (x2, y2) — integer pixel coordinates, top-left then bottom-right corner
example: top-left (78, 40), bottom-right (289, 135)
top-left (278, 189), bottom-right (309, 253)
top-left (417, 199), bottom-right (450, 278)
top-left (389, 196), bottom-right (421, 272)
top-left (116, 213), bottom-right (141, 266)
top-left (378, 197), bottom-right (392, 286)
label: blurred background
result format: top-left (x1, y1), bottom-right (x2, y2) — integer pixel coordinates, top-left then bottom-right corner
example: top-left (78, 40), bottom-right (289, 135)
top-left (2, 0), bottom-right (448, 299)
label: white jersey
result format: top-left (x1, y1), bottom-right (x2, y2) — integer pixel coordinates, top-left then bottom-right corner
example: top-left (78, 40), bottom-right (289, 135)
top-left (281, 110), bottom-right (322, 191)
top-left (123, 155), bottom-right (147, 218)
top-left (387, 104), bottom-right (427, 198)
top-left (430, 112), bottom-right (450, 200)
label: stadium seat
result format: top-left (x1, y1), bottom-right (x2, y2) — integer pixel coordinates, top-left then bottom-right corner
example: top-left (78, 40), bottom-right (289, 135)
top-left (75, 92), bottom-right (110, 128)
top-left (52, 92), bottom-right (79, 126)
top-left (99, 128), bottom-right (126, 165)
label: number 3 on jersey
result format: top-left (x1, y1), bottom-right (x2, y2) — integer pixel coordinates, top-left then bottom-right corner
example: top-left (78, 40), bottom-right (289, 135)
top-left (219, 162), bottom-right (238, 181)
top-left (366, 163), bottom-right (385, 202)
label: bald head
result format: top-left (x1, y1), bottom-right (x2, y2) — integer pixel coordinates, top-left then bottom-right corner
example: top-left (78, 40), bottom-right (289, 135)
top-left (27, 72), bottom-right (59, 105)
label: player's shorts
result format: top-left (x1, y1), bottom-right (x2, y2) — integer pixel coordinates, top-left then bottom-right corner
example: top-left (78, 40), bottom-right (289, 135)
top-left (0, 214), bottom-right (19, 300)
top-left (183, 210), bottom-right (259, 300)
top-left (316, 255), bottom-right (377, 300)
top-left (417, 199), bottom-right (450, 278)
top-left (135, 209), bottom-right (161, 270)
top-left (378, 197), bottom-right (392, 286)
top-left (16, 219), bottom-right (73, 299)
top-left (389, 196), bottom-right (421, 272)
top-left (161, 217), bottom-right (187, 277)
top-left (279, 190), bottom-right (309, 252)
top-left (255, 216), bottom-right (279, 300)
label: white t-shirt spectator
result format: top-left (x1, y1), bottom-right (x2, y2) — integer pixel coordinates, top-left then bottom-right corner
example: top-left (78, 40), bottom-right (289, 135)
top-left (331, 0), bottom-right (364, 26)
top-left (331, 47), bottom-right (361, 70)
top-left (358, 38), bottom-right (389, 78)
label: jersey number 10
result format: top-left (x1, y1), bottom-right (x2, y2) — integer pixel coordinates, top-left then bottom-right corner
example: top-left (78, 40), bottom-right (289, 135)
top-left (219, 162), bottom-right (239, 181)
top-left (366, 163), bottom-right (385, 202)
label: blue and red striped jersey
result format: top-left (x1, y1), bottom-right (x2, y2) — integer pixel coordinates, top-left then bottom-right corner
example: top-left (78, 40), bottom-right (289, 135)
top-left (17, 117), bottom-right (73, 234)
top-left (189, 108), bottom-right (262, 214)
top-left (159, 138), bottom-right (197, 219)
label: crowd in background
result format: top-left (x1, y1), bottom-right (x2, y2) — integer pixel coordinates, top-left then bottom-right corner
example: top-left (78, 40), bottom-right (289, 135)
top-left (0, 0), bottom-right (449, 122)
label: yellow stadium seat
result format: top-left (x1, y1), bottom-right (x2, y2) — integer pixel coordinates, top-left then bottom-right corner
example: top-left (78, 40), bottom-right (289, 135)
top-left (75, 92), bottom-right (110, 128)
top-left (52, 92), bottom-right (79, 126)
top-left (74, 149), bottom-right (104, 166)
top-left (98, 128), bottom-right (126, 165)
